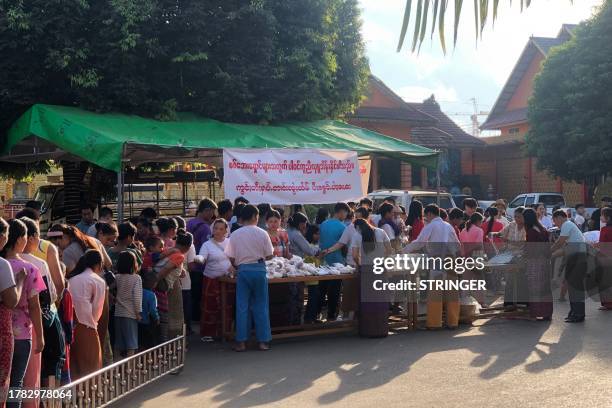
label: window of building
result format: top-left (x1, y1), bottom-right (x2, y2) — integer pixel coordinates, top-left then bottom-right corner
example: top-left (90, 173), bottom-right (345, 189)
top-left (508, 127), bottom-right (520, 134)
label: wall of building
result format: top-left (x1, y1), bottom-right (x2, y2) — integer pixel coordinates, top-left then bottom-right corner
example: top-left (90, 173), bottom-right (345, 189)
top-left (472, 143), bottom-right (584, 205)
top-left (506, 51), bottom-right (545, 111)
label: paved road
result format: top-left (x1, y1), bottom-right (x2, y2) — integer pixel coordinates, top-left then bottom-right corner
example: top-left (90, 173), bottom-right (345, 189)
top-left (116, 299), bottom-right (612, 407)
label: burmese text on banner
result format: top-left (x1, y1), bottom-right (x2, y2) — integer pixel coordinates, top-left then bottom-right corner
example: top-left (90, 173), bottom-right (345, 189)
top-left (223, 148), bottom-right (363, 204)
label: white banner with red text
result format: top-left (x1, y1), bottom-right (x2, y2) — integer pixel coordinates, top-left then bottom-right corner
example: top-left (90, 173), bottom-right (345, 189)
top-left (223, 148), bottom-right (363, 204)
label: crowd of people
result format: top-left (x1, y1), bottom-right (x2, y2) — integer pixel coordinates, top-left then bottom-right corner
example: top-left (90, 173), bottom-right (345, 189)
top-left (0, 193), bottom-right (611, 406)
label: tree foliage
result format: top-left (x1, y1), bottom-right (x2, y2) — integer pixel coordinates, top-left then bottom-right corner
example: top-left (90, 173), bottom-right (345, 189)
top-left (0, 0), bottom-right (369, 157)
top-left (526, 0), bottom-right (612, 183)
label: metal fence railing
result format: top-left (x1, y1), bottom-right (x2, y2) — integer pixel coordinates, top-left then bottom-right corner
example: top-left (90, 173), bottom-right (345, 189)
top-left (49, 326), bottom-right (186, 408)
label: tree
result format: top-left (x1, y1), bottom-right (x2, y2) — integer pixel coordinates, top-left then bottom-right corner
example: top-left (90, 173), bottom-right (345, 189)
top-left (396, 0), bottom-right (571, 53)
top-left (525, 1), bottom-right (612, 183)
top-left (0, 0), bottom-right (369, 221)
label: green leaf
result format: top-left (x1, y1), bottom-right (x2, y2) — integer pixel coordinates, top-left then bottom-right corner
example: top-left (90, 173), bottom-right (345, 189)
top-left (418, 0), bottom-right (430, 52)
top-left (480, 0), bottom-right (488, 35)
top-left (411, 0), bottom-right (423, 52)
top-left (397, 0), bottom-right (413, 51)
top-left (493, 0), bottom-right (500, 24)
top-left (453, 0), bottom-right (464, 48)
top-left (431, 0), bottom-right (440, 39)
top-left (439, 0), bottom-right (448, 54)
top-left (473, 0), bottom-right (479, 41)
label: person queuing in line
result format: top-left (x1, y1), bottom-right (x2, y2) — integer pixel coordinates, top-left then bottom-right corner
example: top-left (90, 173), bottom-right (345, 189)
top-left (448, 208), bottom-right (464, 239)
top-left (522, 209), bottom-right (553, 321)
top-left (48, 224), bottom-right (101, 275)
top-left (257, 203), bottom-right (273, 229)
top-left (174, 216), bottom-right (197, 336)
top-left (229, 196), bottom-right (249, 231)
top-left (0, 218), bottom-right (27, 406)
top-left (491, 206), bottom-right (528, 311)
top-left (406, 200), bottom-right (424, 242)
top-left (463, 198), bottom-right (478, 220)
top-left (2, 219), bottom-right (45, 408)
top-left (370, 196), bottom-right (396, 226)
top-left (551, 209), bottom-right (587, 323)
top-left (199, 219), bottom-right (234, 341)
top-left (596, 208), bottom-right (612, 310)
top-left (573, 203), bottom-right (587, 232)
top-left (67, 250), bottom-right (106, 380)
top-left (459, 213), bottom-right (486, 307)
top-left (187, 199), bottom-right (216, 323)
top-left (135, 217), bottom-right (154, 245)
top-left (75, 203), bottom-right (96, 235)
top-left (535, 203), bottom-right (553, 230)
top-left (482, 207), bottom-right (504, 247)
top-left (108, 222), bottom-right (142, 271)
top-left (15, 208), bottom-right (65, 301)
top-left (315, 207), bottom-right (329, 226)
top-left (113, 251), bottom-right (142, 359)
top-left (230, 203), bottom-right (246, 234)
top-left (87, 207), bottom-right (114, 237)
top-left (590, 196), bottom-right (612, 231)
top-left (403, 204), bottom-right (461, 330)
top-left (494, 199), bottom-right (510, 227)
top-left (351, 218), bottom-right (392, 337)
top-left (156, 217), bottom-right (178, 249)
top-left (319, 207), bottom-right (370, 321)
top-left (225, 204), bottom-right (274, 352)
top-left (152, 230), bottom-right (192, 341)
top-left (139, 272), bottom-right (160, 350)
top-left (318, 202), bottom-right (350, 322)
top-left (359, 197), bottom-right (373, 211)
top-left (139, 207), bottom-right (158, 224)
top-left (217, 199), bottom-right (234, 223)
top-left (286, 212), bottom-right (321, 324)
top-left (377, 203), bottom-right (402, 251)
top-left (95, 222), bottom-right (119, 252)
top-left (20, 217), bottom-right (65, 396)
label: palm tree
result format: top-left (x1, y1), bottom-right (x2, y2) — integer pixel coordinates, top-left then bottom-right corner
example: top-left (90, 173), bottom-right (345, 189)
top-left (397, 0), bottom-right (571, 53)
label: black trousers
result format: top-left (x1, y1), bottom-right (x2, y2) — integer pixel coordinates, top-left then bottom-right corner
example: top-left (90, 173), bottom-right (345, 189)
top-left (566, 252), bottom-right (587, 318)
top-left (318, 280), bottom-right (342, 320)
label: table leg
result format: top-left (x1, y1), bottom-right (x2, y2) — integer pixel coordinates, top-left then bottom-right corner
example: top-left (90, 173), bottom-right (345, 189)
top-left (221, 280), bottom-right (227, 343)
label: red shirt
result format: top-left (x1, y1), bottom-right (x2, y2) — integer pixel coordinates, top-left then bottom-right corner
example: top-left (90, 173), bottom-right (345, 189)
top-left (600, 225), bottom-right (612, 243)
top-left (482, 220), bottom-right (504, 243)
top-left (409, 219), bottom-right (424, 241)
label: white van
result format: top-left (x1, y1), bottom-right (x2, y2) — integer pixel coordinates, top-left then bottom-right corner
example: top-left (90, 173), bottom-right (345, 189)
top-left (367, 190), bottom-right (457, 210)
top-left (506, 193), bottom-right (566, 217)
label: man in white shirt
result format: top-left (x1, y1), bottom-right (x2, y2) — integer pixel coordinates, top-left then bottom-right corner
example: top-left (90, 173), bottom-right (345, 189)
top-left (403, 204), bottom-right (461, 329)
top-left (573, 203), bottom-right (587, 232)
top-left (225, 204), bottom-right (274, 351)
top-left (552, 209), bottom-right (587, 322)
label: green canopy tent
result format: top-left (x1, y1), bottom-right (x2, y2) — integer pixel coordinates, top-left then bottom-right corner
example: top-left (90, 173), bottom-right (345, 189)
top-left (1, 104), bottom-right (440, 218)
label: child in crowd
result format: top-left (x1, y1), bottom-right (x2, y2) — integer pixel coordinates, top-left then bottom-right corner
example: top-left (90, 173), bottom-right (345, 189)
top-left (139, 272), bottom-right (160, 350)
top-left (114, 251), bottom-right (143, 359)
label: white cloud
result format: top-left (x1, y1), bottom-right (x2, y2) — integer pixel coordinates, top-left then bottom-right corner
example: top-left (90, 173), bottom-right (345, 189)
top-left (397, 84), bottom-right (459, 103)
top-left (361, 20), bottom-right (395, 47)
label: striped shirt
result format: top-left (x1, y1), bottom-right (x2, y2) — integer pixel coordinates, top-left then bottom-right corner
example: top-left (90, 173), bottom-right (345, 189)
top-left (114, 274), bottom-right (143, 320)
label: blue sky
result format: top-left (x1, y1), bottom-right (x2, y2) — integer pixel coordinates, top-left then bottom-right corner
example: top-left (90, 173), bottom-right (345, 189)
top-left (359, 0), bottom-right (603, 134)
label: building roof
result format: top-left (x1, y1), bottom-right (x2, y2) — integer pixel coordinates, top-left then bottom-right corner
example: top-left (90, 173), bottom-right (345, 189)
top-left (349, 76), bottom-right (437, 125)
top-left (407, 96), bottom-right (485, 148)
top-left (481, 24), bottom-right (577, 130)
top-left (409, 127), bottom-right (453, 148)
top-left (481, 132), bottom-right (525, 146)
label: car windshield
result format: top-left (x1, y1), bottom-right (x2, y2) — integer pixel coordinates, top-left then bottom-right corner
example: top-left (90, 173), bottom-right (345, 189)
top-left (540, 195), bottom-right (565, 207)
top-left (413, 195), bottom-right (452, 209)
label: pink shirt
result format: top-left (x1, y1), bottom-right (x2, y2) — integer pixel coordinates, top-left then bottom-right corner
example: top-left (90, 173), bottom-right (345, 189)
top-left (68, 268), bottom-right (106, 329)
top-left (459, 225), bottom-right (484, 257)
top-left (8, 258), bottom-right (46, 340)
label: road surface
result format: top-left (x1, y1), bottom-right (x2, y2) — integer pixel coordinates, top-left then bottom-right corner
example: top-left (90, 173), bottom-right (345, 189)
top-left (116, 299), bottom-right (612, 407)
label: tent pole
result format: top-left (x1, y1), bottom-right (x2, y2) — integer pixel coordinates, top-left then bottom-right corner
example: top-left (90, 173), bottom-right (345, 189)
top-left (436, 154), bottom-right (441, 206)
top-left (117, 168), bottom-right (124, 222)
top-left (117, 143), bottom-right (126, 222)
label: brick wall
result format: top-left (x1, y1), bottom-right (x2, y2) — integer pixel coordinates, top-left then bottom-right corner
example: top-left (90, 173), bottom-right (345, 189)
top-left (400, 163), bottom-right (412, 190)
